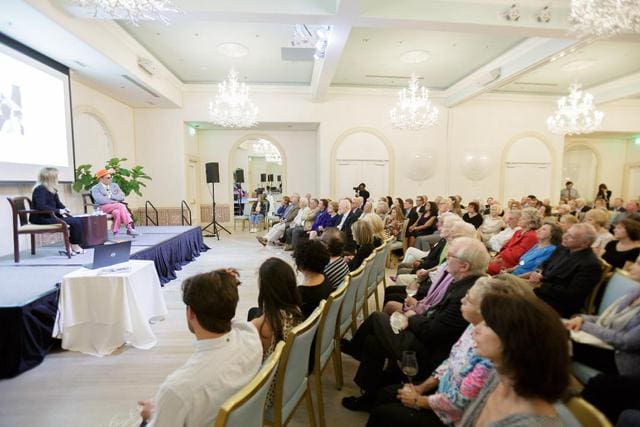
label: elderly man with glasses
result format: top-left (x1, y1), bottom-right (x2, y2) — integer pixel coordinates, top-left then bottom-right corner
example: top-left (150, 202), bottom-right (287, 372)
top-left (91, 168), bottom-right (140, 236)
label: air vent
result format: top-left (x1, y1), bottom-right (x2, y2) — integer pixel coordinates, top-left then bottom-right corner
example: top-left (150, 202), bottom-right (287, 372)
top-left (513, 82), bottom-right (558, 87)
top-left (121, 75), bottom-right (160, 98)
top-left (281, 47), bottom-right (315, 61)
top-left (365, 74), bottom-right (423, 80)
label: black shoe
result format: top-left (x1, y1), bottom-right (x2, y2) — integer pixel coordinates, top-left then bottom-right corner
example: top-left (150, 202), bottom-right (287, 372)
top-left (341, 395), bottom-right (373, 412)
top-left (340, 338), bottom-right (355, 357)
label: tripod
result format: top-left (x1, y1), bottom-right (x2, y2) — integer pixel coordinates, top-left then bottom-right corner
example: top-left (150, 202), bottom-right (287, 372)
top-left (202, 181), bottom-right (230, 240)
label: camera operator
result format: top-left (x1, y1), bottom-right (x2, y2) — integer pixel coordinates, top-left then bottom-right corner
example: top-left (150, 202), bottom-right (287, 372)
top-left (354, 183), bottom-right (370, 203)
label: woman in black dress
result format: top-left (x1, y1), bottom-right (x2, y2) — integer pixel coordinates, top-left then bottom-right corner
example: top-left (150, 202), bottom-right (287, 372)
top-left (406, 201), bottom-right (438, 248)
top-left (30, 167), bottom-right (84, 254)
top-left (602, 219), bottom-right (640, 270)
top-left (596, 183), bottom-right (612, 209)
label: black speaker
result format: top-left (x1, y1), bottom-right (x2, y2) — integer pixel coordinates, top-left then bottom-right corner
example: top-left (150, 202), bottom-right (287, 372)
top-left (268, 174), bottom-right (273, 182)
top-left (234, 168), bottom-right (244, 183)
top-left (277, 175), bottom-right (281, 182)
top-left (205, 162), bottom-right (220, 183)
top-left (260, 173), bottom-right (267, 182)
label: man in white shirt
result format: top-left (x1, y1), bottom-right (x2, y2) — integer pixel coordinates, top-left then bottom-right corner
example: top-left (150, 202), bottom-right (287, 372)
top-left (487, 210), bottom-right (521, 253)
top-left (138, 269), bottom-right (262, 427)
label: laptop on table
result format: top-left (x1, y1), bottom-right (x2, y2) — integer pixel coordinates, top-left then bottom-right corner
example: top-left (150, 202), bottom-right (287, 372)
top-left (83, 241), bottom-right (132, 269)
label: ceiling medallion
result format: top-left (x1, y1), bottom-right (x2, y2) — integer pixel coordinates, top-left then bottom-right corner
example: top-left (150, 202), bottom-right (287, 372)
top-left (76, 0), bottom-right (179, 26)
top-left (546, 83), bottom-right (604, 136)
top-left (390, 73), bottom-right (439, 131)
top-left (569, 0), bottom-right (640, 37)
top-left (209, 68), bottom-right (258, 128)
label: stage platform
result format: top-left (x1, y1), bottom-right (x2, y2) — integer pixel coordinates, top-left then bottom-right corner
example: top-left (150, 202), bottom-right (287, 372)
top-left (0, 225), bottom-right (209, 379)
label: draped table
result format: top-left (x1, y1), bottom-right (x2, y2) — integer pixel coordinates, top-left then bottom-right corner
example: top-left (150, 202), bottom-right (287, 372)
top-left (52, 260), bottom-right (168, 356)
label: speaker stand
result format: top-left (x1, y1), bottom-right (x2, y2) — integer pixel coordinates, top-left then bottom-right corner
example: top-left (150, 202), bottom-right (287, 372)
top-left (202, 182), bottom-right (231, 240)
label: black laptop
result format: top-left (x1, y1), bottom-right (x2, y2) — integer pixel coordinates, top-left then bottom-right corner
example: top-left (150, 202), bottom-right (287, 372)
top-left (83, 241), bottom-right (132, 269)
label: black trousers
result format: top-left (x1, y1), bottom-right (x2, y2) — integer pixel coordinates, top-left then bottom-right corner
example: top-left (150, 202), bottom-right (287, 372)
top-left (31, 215), bottom-right (83, 245)
top-left (350, 312), bottom-right (430, 395)
top-left (582, 374), bottom-right (640, 423)
top-left (366, 384), bottom-right (444, 427)
top-left (572, 341), bottom-right (618, 375)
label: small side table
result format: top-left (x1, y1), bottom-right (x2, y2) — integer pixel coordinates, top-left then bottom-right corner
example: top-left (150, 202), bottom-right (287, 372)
top-left (76, 214), bottom-right (108, 248)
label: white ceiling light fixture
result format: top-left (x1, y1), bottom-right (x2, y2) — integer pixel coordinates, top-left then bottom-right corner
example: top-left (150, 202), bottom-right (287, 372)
top-left (75, 0), bottom-right (179, 26)
top-left (291, 25), bottom-right (332, 60)
top-left (217, 42), bottom-right (249, 59)
top-left (400, 50), bottom-right (430, 64)
top-left (390, 73), bottom-right (439, 131)
top-left (546, 83), bottom-right (604, 135)
top-left (569, 0), bottom-right (640, 37)
top-left (209, 68), bottom-right (258, 128)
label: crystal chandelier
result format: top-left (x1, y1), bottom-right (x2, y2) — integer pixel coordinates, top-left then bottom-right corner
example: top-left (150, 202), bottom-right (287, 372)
top-left (209, 69), bottom-right (258, 128)
top-left (546, 83), bottom-right (604, 135)
top-left (569, 0), bottom-right (640, 37)
top-left (291, 25), bottom-right (332, 60)
top-left (76, 0), bottom-right (179, 26)
top-left (390, 74), bottom-right (439, 131)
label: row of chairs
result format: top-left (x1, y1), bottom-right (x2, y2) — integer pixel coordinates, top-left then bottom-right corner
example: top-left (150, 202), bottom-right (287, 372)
top-left (215, 237), bottom-right (395, 427)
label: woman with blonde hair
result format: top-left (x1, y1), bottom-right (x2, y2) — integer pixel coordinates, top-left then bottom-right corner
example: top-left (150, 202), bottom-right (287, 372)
top-left (30, 167), bottom-right (85, 255)
top-left (584, 208), bottom-right (613, 256)
top-left (363, 213), bottom-right (386, 246)
top-left (384, 206), bottom-right (405, 239)
top-left (487, 208), bottom-right (541, 275)
top-left (347, 219), bottom-right (377, 271)
top-left (479, 203), bottom-right (505, 243)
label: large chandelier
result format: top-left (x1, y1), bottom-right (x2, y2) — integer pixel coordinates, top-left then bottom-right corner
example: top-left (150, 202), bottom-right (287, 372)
top-left (390, 74), bottom-right (439, 131)
top-left (291, 25), bottom-right (332, 60)
top-left (76, 0), bottom-right (179, 25)
top-left (209, 69), bottom-right (258, 128)
top-left (547, 83), bottom-right (604, 135)
top-left (569, 0), bottom-right (640, 37)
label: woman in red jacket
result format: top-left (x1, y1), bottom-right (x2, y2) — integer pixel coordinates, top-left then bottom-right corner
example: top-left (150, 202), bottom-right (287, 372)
top-left (487, 208), bottom-right (541, 275)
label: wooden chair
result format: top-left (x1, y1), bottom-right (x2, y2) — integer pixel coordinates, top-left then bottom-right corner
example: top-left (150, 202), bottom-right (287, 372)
top-left (264, 303), bottom-right (323, 427)
top-left (355, 253), bottom-right (375, 320)
top-left (585, 258), bottom-right (613, 314)
top-left (215, 341), bottom-right (284, 427)
top-left (312, 283), bottom-right (348, 427)
top-left (387, 219), bottom-right (409, 266)
top-left (7, 196), bottom-right (71, 262)
top-left (564, 397), bottom-right (613, 427)
top-left (333, 269), bottom-right (362, 389)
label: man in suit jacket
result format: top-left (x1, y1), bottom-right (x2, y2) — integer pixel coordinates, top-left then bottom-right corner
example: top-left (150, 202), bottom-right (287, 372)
top-left (91, 168), bottom-right (139, 236)
top-left (257, 193), bottom-right (300, 245)
top-left (405, 195), bottom-right (426, 229)
top-left (340, 238), bottom-right (489, 411)
top-left (530, 223), bottom-right (601, 318)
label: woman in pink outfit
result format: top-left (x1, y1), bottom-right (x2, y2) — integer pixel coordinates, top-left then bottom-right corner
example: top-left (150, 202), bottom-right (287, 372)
top-left (90, 168), bottom-right (139, 236)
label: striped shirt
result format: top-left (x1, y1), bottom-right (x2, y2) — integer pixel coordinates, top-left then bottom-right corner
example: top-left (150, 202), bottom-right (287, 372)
top-left (324, 257), bottom-right (350, 290)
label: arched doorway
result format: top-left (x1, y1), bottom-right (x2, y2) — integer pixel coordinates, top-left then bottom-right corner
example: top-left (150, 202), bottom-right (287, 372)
top-left (500, 134), bottom-right (555, 202)
top-left (563, 143), bottom-right (600, 201)
top-left (331, 128), bottom-right (394, 200)
top-left (73, 110), bottom-right (114, 168)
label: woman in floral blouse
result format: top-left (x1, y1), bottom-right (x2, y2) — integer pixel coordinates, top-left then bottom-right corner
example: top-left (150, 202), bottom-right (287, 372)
top-left (366, 275), bottom-right (534, 427)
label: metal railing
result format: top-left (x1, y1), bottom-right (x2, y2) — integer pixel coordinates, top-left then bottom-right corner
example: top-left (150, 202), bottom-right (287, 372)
top-left (181, 200), bottom-right (192, 226)
top-left (145, 200), bottom-right (159, 226)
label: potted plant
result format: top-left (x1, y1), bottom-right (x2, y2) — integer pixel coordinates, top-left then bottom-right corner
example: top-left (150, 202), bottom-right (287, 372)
top-left (73, 157), bottom-right (152, 196)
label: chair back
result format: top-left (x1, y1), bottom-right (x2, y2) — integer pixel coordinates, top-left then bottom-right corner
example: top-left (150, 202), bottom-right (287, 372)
top-left (354, 254), bottom-right (375, 317)
top-left (215, 341), bottom-right (284, 427)
top-left (597, 268), bottom-right (640, 315)
top-left (81, 193), bottom-right (95, 214)
top-left (7, 196), bottom-right (30, 227)
top-left (397, 218), bottom-right (409, 242)
top-left (564, 397), bottom-right (613, 427)
top-left (586, 258), bottom-right (612, 314)
top-left (337, 270), bottom-right (359, 337)
top-left (268, 303), bottom-right (324, 425)
top-left (367, 246), bottom-right (384, 296)
top-left (315, 282), bottom-right (348, 371)
top-left (243, 202), bottom-right (252, 217)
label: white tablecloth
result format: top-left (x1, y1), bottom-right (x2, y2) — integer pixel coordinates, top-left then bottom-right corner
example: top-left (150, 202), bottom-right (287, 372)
top-left (53, 260), bottom-right (168, 356)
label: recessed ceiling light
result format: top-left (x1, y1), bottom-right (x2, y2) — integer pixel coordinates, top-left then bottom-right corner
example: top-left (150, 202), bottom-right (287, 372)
top-left (561, 59), bottom-right (595, 72)
top-left (217, 42), bottom-right (249, 58)
top-left (400, 50), bottom-right (430, 64)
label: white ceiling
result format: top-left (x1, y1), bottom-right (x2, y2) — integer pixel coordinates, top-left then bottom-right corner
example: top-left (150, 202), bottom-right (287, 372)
top-left (3, 0), bottom-right (640, 107)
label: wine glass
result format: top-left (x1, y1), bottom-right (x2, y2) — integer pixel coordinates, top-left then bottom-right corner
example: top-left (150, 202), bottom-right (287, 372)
top-left (406, 283), bottom-right (418, 298)
top-left (401, 350), bottom-right (419, 385)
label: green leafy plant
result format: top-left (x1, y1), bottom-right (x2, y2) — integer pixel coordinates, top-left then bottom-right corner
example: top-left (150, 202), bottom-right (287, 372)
top-left (72, 157), bottom-right (152, 197)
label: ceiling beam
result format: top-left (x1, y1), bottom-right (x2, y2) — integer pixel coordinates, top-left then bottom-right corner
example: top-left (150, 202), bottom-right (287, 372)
top-left (589, 71), bottom-right (640, 104)
top-left (443, 37), bottom-right (590, 107)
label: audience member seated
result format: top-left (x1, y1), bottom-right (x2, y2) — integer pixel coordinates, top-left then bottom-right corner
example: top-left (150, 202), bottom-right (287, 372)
top-left (375, 200), bottom-right (390, 221)
top-left (398, 213), bottom-right (457, 269)
top-left (91, 168), bottom-right (140, 236)
top-left (340, 198), bottom-right (361, 252)
top-left (321, 228), bottom-right (351, 289)
top-left (611, 197), bottom-right (626, 213)
top-left (285, 197), bottom-right (320, 250)
top-left (478, 203), bottom-right (504, 244)
top-left (256, 193), bottom-right (300, 246)
top-left (575, 198), bottom-right (591, 221)
top-left (360, 201), bottom-right (373, 218)
top-left (459, 293), bottom-right (569, 426)
top-left (528, 223), bottom-right (601, 318)
top-left (487, 208), bottom-right (541, 275)
top-left (538, 204), bottom-right (556, 224)
top-left (137, 270), bottom-right (262, 427)
top-left (250, 258), bottom-right (304, 408)
top-left (367, 275), bottom-right (535, 427)
top-left (30, 167), bottom-right (85, 254)
top-left (601, 219), bottom-right (640, 270)
top-left (558, 213), bottom-right (578, 233)
top-left (362, 213), bottom-right (386, 246)
top-left (293, 239), bottom-right (331, 318)
top-left (509, 222), bottom-right (563, 276)
top-left (566, 254), bottom-right (640, 377)
top-left (407, 201), bottom-right (438, 247)
top-left (486, 210), bottom-right (520, 253)
top-left (282, 197), bottom-right (309, 250)
top-left (585, 208), bottom-right (614, 257)
top-left (582, 375), bottom-right (640, 426)
top-left (249, 193), bottom-right (268, 233)
top-left (384, 206), bottom-right (404, 239)
top-left (609, 201), bottom-right (640, 228)
top-left (340, 237), bottom-right (489, 412)
top-left (274, 195), bottom-right (290, 219)
top-left (346, 219), bottom-right (377, 271)
top-left (406, 196), bottom-right (427, 228)
top-left (462, 201), bottom-right (483, 229)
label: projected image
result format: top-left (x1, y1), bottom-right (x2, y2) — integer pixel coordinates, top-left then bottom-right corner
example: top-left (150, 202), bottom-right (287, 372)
top-left (0, 84), bottom-right (25, 136)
